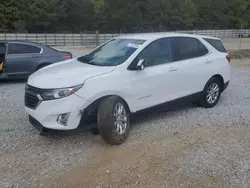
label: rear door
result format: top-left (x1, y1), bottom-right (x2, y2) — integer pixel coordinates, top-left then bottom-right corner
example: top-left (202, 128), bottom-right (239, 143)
top-left (5, 43), bottom-right (42, 76)
top-left (168, 37), bottom-right (211, 98)
top-left (0, 43), bottom-right (7, 73)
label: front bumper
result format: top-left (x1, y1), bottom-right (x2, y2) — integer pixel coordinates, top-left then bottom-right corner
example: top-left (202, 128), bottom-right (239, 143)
top-left (222, 81), bottom-right (230, 92)
top-left (25, 94), bottom-right (90, 130)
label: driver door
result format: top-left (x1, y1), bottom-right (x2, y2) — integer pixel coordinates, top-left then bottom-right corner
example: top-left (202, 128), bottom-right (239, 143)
top-left (125, 38), bottom-right (178, 111)
top-left (0, 43), bottom-right (7, 74)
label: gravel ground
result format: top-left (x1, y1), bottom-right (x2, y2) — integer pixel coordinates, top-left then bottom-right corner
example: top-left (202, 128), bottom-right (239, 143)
top-left (222, 38), bottom-right (250, 50)
top-left (0, 61), bottom-right (250, 188)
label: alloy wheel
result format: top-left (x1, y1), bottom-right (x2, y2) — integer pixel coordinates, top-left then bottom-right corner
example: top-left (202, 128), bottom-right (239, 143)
top-left (113, 103), bottom-right (128, 135)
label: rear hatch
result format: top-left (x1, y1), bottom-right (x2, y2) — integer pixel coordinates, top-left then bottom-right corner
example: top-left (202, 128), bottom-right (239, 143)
top-left (203, 37), bottom-right (231, 63)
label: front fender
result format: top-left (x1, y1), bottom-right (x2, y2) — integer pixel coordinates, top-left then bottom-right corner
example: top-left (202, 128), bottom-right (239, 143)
top-left (76, 90), bottom-right (136, 113)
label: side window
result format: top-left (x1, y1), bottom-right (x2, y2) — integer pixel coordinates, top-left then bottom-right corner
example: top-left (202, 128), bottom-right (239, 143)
top-left (137, 38), bottom-right (173, 67)
top-left (171, 37), bottom-right (209, 61)
top-left (0, 43), bottom-right (6, 55)
top-left (8, 43), bottom-right (41, 55)
top-left (203, 38), bottom-right (227, 53)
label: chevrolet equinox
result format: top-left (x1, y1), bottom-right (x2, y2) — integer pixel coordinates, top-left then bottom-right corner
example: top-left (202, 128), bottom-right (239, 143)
top-left (24, 33), bottom-right (231, 145)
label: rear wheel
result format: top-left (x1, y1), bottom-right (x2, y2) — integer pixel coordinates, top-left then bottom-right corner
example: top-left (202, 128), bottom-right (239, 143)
top-left (97, 96), bottom-right (130, 145)
top-left (200, 77), bottom-right (222, 108)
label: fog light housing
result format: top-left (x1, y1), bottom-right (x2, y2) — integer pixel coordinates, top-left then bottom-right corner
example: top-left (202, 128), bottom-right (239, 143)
top-left (57, 113), bottom-right (70, 126)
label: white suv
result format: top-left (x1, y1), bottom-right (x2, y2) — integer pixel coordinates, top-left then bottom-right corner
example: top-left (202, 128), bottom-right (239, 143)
top-left (25, 33), bottom-right (231, 145)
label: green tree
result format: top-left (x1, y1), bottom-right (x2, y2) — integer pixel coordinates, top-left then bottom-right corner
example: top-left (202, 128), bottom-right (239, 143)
top-left (0, 0), bottom-right (19, 31)
top-left (227, 0), bottom-right (250, 28)
top-left (1, 0), bottom-right (250, 32)
top-left (177, 0), bottom-right (197, 28)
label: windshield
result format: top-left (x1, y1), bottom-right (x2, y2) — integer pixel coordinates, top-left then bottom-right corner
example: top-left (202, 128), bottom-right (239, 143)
top-left (77, 38), bottom-right (146, 66)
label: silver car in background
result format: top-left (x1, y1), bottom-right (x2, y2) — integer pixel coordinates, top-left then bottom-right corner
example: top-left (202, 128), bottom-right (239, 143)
top-left (0, 40), bottom-right (72, 80)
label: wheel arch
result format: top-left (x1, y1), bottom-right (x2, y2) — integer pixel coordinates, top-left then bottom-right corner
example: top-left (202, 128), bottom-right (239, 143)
top-left (90, 95), bottom-right (131, 112)
top-left (210, 74), bottom-right (224, 91)
top-left (80, 95), bottom-right (132, 125)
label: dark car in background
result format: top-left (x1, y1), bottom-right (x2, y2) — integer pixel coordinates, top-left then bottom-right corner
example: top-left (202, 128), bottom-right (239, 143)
top-left (0, 40), bottom-right (72, 79)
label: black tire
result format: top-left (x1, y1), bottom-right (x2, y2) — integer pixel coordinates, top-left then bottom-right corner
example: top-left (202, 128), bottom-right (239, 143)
top-left (97, 96), bottom-right (130, 145)
top-left (200, 77), bottom-right (222, 108)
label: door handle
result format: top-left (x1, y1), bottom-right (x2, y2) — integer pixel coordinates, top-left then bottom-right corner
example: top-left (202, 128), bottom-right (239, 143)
top-left (168, 67), bottom-right (178, 72)
top-left (205, 60), bottom-right (212, 64)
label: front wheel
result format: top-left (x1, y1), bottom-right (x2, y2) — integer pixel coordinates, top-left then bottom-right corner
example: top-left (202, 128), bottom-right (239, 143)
top-left (200, 77), bottom-right (222, 108)
top-left (97, 96), bottom-right (130, 145)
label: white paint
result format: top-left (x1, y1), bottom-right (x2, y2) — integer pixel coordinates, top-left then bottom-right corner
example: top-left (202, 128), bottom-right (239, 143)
top-left (25, 33), bottom-right (231, 130)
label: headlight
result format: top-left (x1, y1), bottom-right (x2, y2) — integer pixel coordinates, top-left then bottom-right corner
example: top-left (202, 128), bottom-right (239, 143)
top-left (40, 85), bottom-right (83, 100)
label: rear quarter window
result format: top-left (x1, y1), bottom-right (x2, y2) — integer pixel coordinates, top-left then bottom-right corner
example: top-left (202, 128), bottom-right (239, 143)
top-left (203, 38), bottom-right (227, 53)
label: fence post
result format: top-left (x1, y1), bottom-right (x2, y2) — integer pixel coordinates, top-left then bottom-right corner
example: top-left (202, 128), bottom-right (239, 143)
top-left (45, 32), bottom-right (47, 45)
top-left (80, 32), bottom-right (83, 45)
top-left (63, 31), bottom-right (66, 46)
top-left (55, 33), bottom-right (57, 46)
top-left (95, 30), bottom-right (99, 46)
top-left (72, 33), bottom-right (75, 46)
top-left (15, 32), bottom-right (17, 40)
top-left (36, 33), bottom-right (38, 43)
top-left (25, 31), bottom-right (28, 40)
top-left (4, 30), bottom-right (6, 40)
top-left (239, 23), bottom-right (243, 59)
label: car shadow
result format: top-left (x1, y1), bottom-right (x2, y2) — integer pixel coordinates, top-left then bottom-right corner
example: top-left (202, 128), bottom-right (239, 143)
top-left (130, 102), bottom-right (198, 127)
top-left (42, 101), bottom-right (199, 139)
top-left (0, 79), bottom-right (27, 84)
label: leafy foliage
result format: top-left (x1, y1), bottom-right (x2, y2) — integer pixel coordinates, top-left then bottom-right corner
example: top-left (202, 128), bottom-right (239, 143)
top-left (0, 0), bottom-right (249, 32)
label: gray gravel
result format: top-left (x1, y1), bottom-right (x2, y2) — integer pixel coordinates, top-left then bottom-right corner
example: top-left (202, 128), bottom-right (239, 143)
top-left (0, 66), bottom-right (250, 188)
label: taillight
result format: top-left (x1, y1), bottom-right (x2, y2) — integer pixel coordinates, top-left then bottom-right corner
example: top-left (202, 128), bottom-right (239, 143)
top-left (226, 55), bottom-right (231, 63)
top-left (63, 55), bottom-right (72, 60)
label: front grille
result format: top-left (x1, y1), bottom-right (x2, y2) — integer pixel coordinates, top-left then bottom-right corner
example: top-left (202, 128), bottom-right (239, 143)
top-left (25, 85), bottom-right (44, 109)
top-left (25, 93), bottom-right (40, 108)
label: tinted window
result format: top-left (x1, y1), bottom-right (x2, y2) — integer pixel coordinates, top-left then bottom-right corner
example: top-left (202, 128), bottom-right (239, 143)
top-left (203, 38), bottom-right (227, 52)
top-left (8, 43), bottom-right (41, 54)
top-left (0, 43), bottom-right (6, 55)
top-left (171, 37), bottom-right (209, 61)
top-left (136, 38), bottom-right (173, 67)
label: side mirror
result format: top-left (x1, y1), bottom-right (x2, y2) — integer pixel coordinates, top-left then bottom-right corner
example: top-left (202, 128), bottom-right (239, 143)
top-left (136, 59), bottom-right (145, 71)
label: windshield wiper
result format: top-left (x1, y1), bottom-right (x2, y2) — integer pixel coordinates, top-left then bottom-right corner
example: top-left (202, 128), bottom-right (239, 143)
top-left (78, 56), bottom-right (111, 66)
top-left (77, 55), bottom-right (92, 64)
top-left (78, 56), bottom-right (101, 66)
top-left (88, 60), bottom-right (100, 65)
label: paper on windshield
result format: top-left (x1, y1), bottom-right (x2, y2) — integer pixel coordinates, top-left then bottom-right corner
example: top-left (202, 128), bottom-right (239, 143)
top-left (126, 39), bottom-right (146, 49)
top-left (126, 43), bottom-right (142, 49)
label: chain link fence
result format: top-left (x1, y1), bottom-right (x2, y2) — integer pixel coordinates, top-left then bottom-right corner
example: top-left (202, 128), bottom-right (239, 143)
top-left (1, 29), bottom-right (250, 59)
top-left (0, 29), bottom-right (250, 47)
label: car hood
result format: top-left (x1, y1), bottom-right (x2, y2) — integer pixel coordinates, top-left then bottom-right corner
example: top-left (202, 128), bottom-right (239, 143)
top-left (28, 59), bottom-right (116, 88)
